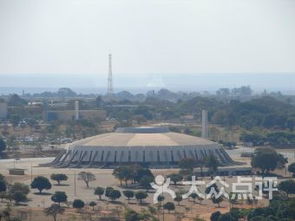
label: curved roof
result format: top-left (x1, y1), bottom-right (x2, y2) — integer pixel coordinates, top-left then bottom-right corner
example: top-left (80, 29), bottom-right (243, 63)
top-left (70, 127), bottom-right (216, 147)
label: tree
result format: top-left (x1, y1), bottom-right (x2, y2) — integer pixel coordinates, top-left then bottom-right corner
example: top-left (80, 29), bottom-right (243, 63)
top-left (11, 191), bottom-right (27, 205)
top-left (31, 176), bottom-right (52, 194)
top-left (0, 180), bottom-right (6, 192)
top-left (174, 193), bottom-right (182, 206)
top-left (10, 183), bottom-right (30, 195)
top-left (123, 190), bottom-right (134, 202)
top-left (206, 184), bottom-right (223, 207)
top-left (125, 209), bottom-right (143, 221)
top-left (89, 201), bottom-right (97, 211)
top-left (94, 186), bottom-right (105, 200)
top-left (168, 174), bottom-right (183, 185)
top-left (288, 163), bottom-right (295, 177)
top-left (50, 174), bottom-right (68, 185)
top-left (135, 191), bottom-right (148, 204)
top-left (210, 211), bottom-right (221, 221)
top-left (218, 213), bottom-right (236, 221)
top-left (251, 147), bottom-right (280, 174)
top-left (0, 138), bottom-right (6, 156)
top-left (73, 199), bottom-right (85, 210)
top-left (131, 165), bottom-right (154, 183)
top-left (107, 189), bottom-right (121, 202)
top-left (139, 176), bottom-right (153, 191)
top-left (179, 158), bottom-right (196, 174)
top-left (205, 154), bottom-right (219, 175)
top-left (278, 180), bottom-right (295, 197)
top-left (105, 187), bottom-right (114, 198)
top-left (8, 183), bottom-right (30, 204)
top-left (163, 202), bottom-right (175, 213)
top-left (8, 94), bottom-right (27, 106)
top-left (190, 193), bottom-right (198, 203)
top-left (44, 204), bottom-right (65, 221)
top-left (157, 195), bottom-right (165, 207)
top-left (113, 166), bottom-right (132, 186)
top-left (51, 191), bottom-right (67, 206)
top-left (78, 171), bottom-right (96, 188)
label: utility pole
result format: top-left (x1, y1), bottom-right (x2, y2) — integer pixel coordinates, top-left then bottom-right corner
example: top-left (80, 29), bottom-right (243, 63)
top-left (30, 161), bottom-right (33, 183)
top-left (74, 170), bottom-right (77, 196)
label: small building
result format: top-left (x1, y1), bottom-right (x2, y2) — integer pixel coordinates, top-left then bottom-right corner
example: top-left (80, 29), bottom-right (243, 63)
top-left (8, 168), bottom-right (25, 175)
top-left (44, 109), bottom-right (106, 122)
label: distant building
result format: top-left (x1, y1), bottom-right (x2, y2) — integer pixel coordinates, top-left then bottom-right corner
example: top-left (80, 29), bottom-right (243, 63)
top-left (44, 109), bottom-right (106, 122)
top-left (8, 168), bottom-right (25, 175)
top-left (0, 102), bottom-right (8, 119)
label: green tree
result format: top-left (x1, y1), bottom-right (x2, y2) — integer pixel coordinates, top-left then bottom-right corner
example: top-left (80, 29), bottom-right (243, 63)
top-left (9, 183), bottom-right (30, 195)
top-left (8, 94), bottom-right (27, 106)
top-left (131, 165), bottom-right (154, 183)
top-left (125, 209), bottom-right (143, 221)
top-left (168, 174), bottom-right (183, 185)
top-left (31, 176), bottom-right (52, 194)
top-left (73, 199), bottom-right (85, 210)
top-left (11, 191), bottom-right (27, 205)
top-left (212, 196), bottom-right (224, 208)
top-left (179, 158), bottom-right (196, 174)
top-left (123, 190), bottom-right (134, 202)
top-left (210, 211), bottom-right (221, 221)
top-left (163, 202), bottom-right (175, 213)
top-left (0, 138), bottom-right (6, 156)
top-left (190, 193), bottom-right (198, 203)
top-left (288, 162), bottom-right (295, 177)
top-left (50, 174), bottom-right (68, 185)
top-left (251, 147), bottom-right (280, 174)
top-left (174, 193), bottom-right (182, 206)
top-left (113, 166), bottom-right (132, 186)
top-left (105, 187), bottom-right (114, 198)
top-left (278, 180), bottom-right (295, 197)
top-left (0, 179), bottom-right (6, 192)
top-left (206, 184), bottom-right (223, 207)
top-left (94, 186), bottom-right (105, 200)
top-left (89, 201), bottom-right (97, 211)
top-left (135, 191), bottom-right (148, 204)
top-left (44, 204), bottom-right (65, 221)
top-left (205, 154), bottom-right (219, 175)
top-left (78, 171), bottom-right (96, 188)
top-left (107, 189), bottom-right (121, 202)
top-left (51, 191), bottom-right (67, 206)
top-left (139, 176), bottom-right (154, 191)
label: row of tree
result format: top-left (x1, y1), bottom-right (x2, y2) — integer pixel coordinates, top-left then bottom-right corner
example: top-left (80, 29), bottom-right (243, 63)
top-left (241, 131), bottom-right (295, 147)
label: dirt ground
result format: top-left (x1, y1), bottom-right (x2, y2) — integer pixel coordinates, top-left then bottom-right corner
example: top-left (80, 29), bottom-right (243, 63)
top-left (0, 147), bottom-right (293, 221)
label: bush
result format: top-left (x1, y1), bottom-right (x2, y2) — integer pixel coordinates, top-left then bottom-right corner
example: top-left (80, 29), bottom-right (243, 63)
top-left (73, 199), bottom-right (85, 209)
top-left (135, 191), bottom-right (148, 204)
top-left (163, 202), bottom-right (175, 213)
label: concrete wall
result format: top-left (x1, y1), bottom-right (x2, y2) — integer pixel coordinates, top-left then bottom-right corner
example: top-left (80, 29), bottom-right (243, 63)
top-left (53, 144), bottom-right (234, 167)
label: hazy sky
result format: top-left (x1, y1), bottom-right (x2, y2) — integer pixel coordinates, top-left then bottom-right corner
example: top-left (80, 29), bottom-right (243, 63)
top-left (0, 0), bottom-right (295, 76)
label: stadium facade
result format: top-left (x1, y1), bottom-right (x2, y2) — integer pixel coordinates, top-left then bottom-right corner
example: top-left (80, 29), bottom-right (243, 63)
top-left (49, 127), bottom-right (234, 168)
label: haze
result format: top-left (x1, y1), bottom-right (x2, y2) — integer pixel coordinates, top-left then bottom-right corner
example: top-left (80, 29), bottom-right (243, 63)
top-left (0, 0), bottom-right (295, 91)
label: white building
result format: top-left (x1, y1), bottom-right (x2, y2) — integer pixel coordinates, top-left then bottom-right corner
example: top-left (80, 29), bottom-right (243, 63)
top-left (49, 127), bottom-right (234, 168)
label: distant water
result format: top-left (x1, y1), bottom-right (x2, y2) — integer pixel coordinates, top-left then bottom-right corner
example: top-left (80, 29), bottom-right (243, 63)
top-left (0, 73), bottom-right (294, 95)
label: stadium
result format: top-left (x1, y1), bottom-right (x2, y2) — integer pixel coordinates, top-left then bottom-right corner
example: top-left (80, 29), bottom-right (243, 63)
top-left (49, 127), bottom-right (235, 168)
